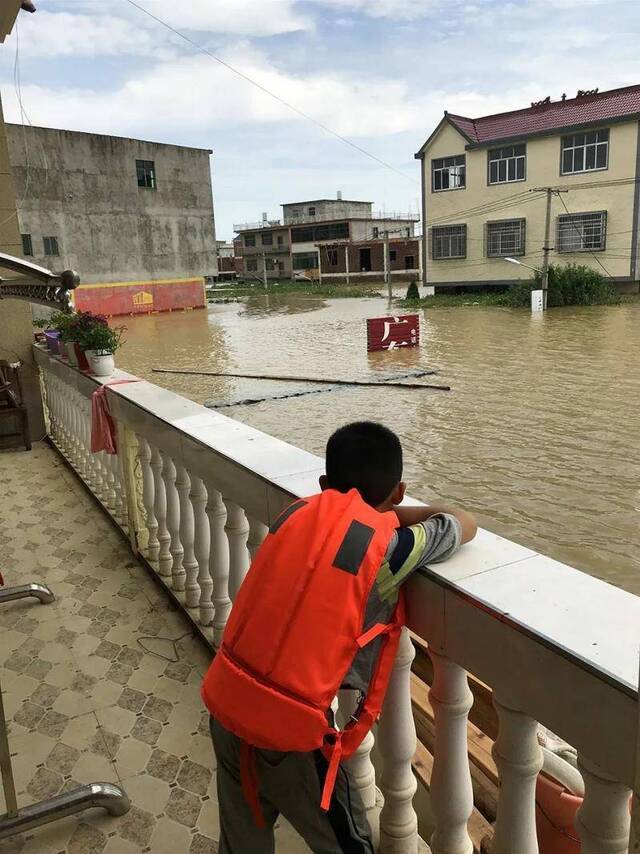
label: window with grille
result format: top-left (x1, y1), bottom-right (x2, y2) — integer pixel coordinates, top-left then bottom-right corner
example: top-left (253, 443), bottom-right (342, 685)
top-left (43, 236), bottom-right (59, 256)
top-left (561, 130), bottom-right (609, 174)
top-left (557, 211), bottom-right (607, 252)
top-left (292, 252), bottom-right (318, 270)
top-left (244, 234), bottom-right (256, 247)
top-left (21, 233), bottom-right (33, 256)
top-left (432, 225), bottom-right (466, 259)
top-left (432, 155), bottom-right (466, 191)
top-left (136, 159), bottom-right (156, 189)
top-left (246, 258), bottom-right (258, 272)
top-left (262, 232), bottom-right (273, 246)
top-left (488, 144), bottom-right (526, 184)
top-left (486, 219), bottom-right (526, 257)
top-left (265, 258), bottom-right (275, 271)
top-left (308, 206), bottom-right (316, 216)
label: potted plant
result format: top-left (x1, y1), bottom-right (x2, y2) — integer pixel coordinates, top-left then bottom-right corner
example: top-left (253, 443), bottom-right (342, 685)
top-left (79, 322), bottom-right (125, 377)
top-left (48, 311), bottom-right (74, 360)
top-left (33, 317), bottom-right (51, 346)
top-left (69, 311), bottom-right (108, 371)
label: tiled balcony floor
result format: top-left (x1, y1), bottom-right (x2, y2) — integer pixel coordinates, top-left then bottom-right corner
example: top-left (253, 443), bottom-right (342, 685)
top-left (0, 444), bottom-right (310, 854)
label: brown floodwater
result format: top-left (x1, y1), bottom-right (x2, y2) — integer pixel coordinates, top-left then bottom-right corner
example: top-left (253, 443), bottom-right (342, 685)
top-left (116, 295), bottom-right (640, 595)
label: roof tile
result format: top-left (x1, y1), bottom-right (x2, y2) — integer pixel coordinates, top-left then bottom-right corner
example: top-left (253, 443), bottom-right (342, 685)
top-left (446, 85), bottom-right (640, 145)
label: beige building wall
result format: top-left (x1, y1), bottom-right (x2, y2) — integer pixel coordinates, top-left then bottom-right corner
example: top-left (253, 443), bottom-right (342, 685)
top-left (0, 95), bottom-right (44, 438)
top-left (423, 119), bottom-right (639, 285)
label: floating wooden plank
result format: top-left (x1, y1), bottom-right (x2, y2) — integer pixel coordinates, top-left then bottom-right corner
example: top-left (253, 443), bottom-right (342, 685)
top-left (153, 367), bottom-right (451, 392)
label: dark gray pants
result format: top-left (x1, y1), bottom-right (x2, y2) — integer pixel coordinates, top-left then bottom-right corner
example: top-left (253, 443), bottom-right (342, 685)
top-left (210, 717), bottom-right (374, 854)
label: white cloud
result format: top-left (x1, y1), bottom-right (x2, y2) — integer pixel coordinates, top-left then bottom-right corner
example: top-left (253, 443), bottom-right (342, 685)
top-left (1, 44), bottom-right (440, 139)
top-left (121, 0), bottom-right (311, 37)
top-left (7, 1), bottom-right (312, 59)
top-left (10, 11), bottom-right (176, 58)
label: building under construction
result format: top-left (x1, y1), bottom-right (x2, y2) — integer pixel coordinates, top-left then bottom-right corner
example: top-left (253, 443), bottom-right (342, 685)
top-left (233, 193), bottom-right (419, 282)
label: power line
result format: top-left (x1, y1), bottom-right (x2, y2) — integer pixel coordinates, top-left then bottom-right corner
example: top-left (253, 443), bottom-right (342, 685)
top-left (123, 0), bottom-right (416, 186)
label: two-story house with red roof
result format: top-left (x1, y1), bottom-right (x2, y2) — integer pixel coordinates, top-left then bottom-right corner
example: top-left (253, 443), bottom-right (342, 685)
top-left (415, 86), bottom-right (640, 292)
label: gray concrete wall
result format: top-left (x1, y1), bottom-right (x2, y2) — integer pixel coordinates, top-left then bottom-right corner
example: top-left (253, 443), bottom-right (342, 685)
top-left (0, 99), bottom-right (44, 440)
top-left (6, 125), bottom-right (217, 284)
top-left (282, 200), bottom-right (372, 222)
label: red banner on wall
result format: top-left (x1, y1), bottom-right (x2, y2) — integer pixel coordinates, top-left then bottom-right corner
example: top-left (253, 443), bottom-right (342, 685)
top-left (366, 314), bottom-right (420, 352)
top-left (73, 279), bottom-right (205, 317)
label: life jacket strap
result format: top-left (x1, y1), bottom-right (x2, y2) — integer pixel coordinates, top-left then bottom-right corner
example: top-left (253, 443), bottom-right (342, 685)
top-left (320, 736), bottom-right (343, 812)
top-left (240, 741), bottom-right (265, 828)
top-left (356, 621), bottom-right (393, 649)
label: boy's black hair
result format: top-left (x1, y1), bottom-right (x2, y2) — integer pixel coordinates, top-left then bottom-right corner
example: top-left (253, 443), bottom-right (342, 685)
top-left (325, 421), bottom-right (403, 507)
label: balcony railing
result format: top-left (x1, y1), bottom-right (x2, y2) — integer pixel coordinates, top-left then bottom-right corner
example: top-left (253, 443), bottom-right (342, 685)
top-left (34, 344), bottom-right (639, 854)
top-left (284, 211), bottom-right (421, 227)
top-left (234, 212), bottom-right (421, 232)
top-left (233, 219), bottom-right (283, 232)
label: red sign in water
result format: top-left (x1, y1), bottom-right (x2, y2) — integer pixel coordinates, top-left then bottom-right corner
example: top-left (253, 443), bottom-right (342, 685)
top-left (366, 314), bottom-right (420, 352)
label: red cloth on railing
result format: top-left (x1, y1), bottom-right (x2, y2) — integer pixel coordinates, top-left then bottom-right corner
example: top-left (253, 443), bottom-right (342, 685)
top-left (90, 380), bottom-right (139, 455)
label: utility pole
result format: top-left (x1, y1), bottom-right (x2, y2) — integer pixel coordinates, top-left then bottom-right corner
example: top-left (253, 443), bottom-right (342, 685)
top-left (261, 252), bottom-right (268, 290)
top-left (531, 187), bottom-right (568, 310)
top-left (345, 243), bottom-right (350, 286)
top-left (383, 230), bottom-right (391, 300)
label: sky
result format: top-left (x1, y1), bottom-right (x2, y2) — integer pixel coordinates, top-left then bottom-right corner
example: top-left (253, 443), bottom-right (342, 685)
top-left (2, 0), bottom-right (640, 240)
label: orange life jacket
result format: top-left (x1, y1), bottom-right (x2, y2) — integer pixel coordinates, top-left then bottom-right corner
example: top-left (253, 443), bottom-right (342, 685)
top-left (201, 488), bottom-right (404, 817)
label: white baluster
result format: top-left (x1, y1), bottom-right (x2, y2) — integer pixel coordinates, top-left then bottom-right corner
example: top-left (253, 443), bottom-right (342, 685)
top-left (137, 436), bottom-right (159, 561)
top-left (102, 451), bottom-right (117, 514)
top-left (247, 516), bottom-right (268, 563)
top-left (206, 485), bottom-right (229, 646)
top-left (110, 452), bottom-right (124, 524)
top-left (116, 450), bottom-right (129, 530)
top-left (428, 651), bottom-right (474, 854)
top-left (176, 466), bottom-right (200, 608)
top-left (85, 397), bottom-right (99, 492)
top-left (161, 452), bottom-right (184, 591)
top-left (346, 726), bottom-right (377, 810)
top-left (225, 500), bottom-right (250, 603)
top-left (74, 390), bottom-right (88, 480)
top-left (378, 628), bottom-right (418, 853)
top-left (177, 466), bottom-right (199, 608)
top-left (150, 445), bottom-right (172, 576)
top-left (576, 756), bottom-right (631, 854)
top-left (191, 475), bottom-right (213, 639)
top-left (491, 697), bottom-right (544, 854)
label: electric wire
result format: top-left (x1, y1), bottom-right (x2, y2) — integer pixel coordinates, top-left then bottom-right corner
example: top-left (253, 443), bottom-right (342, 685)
top-left (123, 0), bottom-right (416, 185)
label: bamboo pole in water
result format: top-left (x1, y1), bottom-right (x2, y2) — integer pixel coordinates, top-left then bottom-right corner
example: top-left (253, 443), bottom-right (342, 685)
top-left (152, 367), bottom-right (451, 392)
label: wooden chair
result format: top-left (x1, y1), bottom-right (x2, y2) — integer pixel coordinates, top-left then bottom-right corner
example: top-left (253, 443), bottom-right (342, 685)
top-left (0, 360), bottom-right (31, 451)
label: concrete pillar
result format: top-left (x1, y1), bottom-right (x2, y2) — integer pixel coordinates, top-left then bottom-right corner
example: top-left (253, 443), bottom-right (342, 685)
top-left (0, 94), bottom-right (45, 439)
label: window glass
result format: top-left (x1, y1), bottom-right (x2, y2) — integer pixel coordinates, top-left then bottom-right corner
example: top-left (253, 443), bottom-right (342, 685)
top-left (432, 155), bottom-right (465, 191)
top-left (21, 233), bottom-right (33, 256)
top-left (432, 225), bottom-right (466, 259)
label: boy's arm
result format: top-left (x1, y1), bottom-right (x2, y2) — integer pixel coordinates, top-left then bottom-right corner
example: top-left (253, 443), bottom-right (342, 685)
top-left (394, 502), bottom-right (478, 544)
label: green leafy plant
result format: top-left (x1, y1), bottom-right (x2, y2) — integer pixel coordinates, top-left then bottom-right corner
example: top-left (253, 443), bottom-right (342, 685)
top-left (405, 280), bottom-right (420, 301)
top-left (504, 264), bottom-right (620, 308)
top-left (79, 322), bottom-right (125, 354)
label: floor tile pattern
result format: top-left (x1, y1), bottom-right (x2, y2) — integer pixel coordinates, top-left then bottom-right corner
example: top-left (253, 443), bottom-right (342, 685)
top-left (0, 444), bottom-right (311, 853)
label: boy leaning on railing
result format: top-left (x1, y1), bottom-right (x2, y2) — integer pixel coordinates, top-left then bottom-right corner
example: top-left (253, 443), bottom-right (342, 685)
top-left (201, 421), bottom-right (477, 853)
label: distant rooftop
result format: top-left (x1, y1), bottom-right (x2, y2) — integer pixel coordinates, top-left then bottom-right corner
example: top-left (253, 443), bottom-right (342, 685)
top-left (281, 199), bottom-right (372, 206)
top-left (426, 84), bottom-right (640, 149)
top-left (5, 122), bottom-right (214, 154)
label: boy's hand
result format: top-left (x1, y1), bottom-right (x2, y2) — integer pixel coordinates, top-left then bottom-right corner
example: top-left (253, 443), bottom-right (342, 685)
top-left (394, 502), bottom-right (478, 544)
